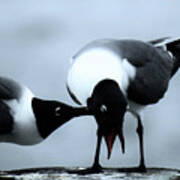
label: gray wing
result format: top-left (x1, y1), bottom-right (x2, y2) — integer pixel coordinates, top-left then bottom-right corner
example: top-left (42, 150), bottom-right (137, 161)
top-left (0, 77), bottom-right (22, 134)
top-left (107, 40), bottom-right (173, 105)
top-left (0, 77), bottom-right (22, 100)
top-left (117, 40), bottom-right (173, 105)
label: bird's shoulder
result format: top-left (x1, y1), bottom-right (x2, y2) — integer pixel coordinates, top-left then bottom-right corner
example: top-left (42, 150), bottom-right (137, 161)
top-left (124, 41), bottom-right (173, 105)
top-left (0, 77), bottom-right (23, 100)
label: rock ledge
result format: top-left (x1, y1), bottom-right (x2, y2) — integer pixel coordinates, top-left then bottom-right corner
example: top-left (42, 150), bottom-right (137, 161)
top-left (0, 167), bottom-right (180, 180)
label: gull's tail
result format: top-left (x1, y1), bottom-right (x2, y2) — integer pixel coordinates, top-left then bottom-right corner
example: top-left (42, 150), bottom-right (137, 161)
top-left (149, 37), bottom-right (180, 76)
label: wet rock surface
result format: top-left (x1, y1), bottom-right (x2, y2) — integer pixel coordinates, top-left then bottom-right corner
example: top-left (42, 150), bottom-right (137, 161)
top-left (0, 167), bottom-right (180, 180)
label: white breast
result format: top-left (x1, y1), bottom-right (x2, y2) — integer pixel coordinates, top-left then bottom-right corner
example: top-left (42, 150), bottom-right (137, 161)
top-left (2, 87), bottom-right (43, 145)
top-left (67, 47), bottom-right (136, 105)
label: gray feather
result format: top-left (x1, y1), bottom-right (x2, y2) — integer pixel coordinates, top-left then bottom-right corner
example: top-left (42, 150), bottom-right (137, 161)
top-left (0, 77), bottom-right (22, 100)
top-left (0, 77), bottom-right (22, 134)
top-left (115, 40), bottom-right (173, 105)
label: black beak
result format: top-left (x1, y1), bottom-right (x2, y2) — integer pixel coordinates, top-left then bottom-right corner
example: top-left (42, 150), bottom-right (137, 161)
top-left (104, 132), bottom-right (117, 159)
top-left (118, 130), bottom-right (125, 154)
top-left (104, 127), bottom-right (125, 160)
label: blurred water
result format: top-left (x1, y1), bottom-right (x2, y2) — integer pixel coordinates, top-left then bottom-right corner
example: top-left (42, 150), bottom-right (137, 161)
top-left (0, 0), bottom-right (180, 170)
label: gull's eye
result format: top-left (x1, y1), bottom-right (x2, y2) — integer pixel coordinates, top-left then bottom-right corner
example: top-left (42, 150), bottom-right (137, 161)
top-left (100, 104), bottom-right (107, 113)
top-left (55, 106), bottom-right (61, 116)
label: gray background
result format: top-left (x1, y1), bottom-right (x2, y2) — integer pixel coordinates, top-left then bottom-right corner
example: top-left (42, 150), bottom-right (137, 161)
top-left (0, 0), bottom-right (180, 170)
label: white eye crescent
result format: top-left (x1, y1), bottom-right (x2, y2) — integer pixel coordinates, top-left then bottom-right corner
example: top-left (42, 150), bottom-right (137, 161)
top-left (100, 104), bottom-right (107, 113)
top-left (55, 107), bottom-right (61, 116)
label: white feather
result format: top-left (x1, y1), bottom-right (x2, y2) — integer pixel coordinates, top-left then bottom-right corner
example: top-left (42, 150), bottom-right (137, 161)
top-left (67, 47), bottom-right (136, 105)
top-left (2, 87), bottom-right (43, 145)
top-left (128, 100), bottom-right (145, 115)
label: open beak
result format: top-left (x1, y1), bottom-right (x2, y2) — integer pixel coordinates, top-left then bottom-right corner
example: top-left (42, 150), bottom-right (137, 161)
top-left (118, 130), bottom-right (125, 154)
top-left (104, 132), bottom-right (116, 159)
top-left (104, 130), bottom-right (125, 159)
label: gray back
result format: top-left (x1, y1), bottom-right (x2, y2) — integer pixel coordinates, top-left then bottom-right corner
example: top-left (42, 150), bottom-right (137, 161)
top-left (0, 77), bottom-right (22, 100)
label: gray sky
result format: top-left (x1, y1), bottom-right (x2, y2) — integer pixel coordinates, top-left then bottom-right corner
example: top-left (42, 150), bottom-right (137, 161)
top-left (0, 0), bottom-right (180, 170)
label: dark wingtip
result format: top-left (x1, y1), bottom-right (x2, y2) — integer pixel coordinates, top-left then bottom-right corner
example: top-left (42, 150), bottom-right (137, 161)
top-left (148, 37), bottom-right (170, 45)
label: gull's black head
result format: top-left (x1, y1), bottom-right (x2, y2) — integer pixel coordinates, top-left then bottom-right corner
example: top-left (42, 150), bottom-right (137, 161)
top-left (32, 98), bottom-right (89, 139)
top-left (87, 79), bottom-right (127, 159)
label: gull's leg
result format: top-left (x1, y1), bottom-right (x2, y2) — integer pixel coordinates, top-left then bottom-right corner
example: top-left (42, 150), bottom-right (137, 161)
top-left (136, 115), bottom-right (146, 171)
top-left (92, 129), bottom-right (103, 171)
top-left (127, 109), bottom-right (146, 172)
top-left (79, 129), bottom-right (103, 175)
